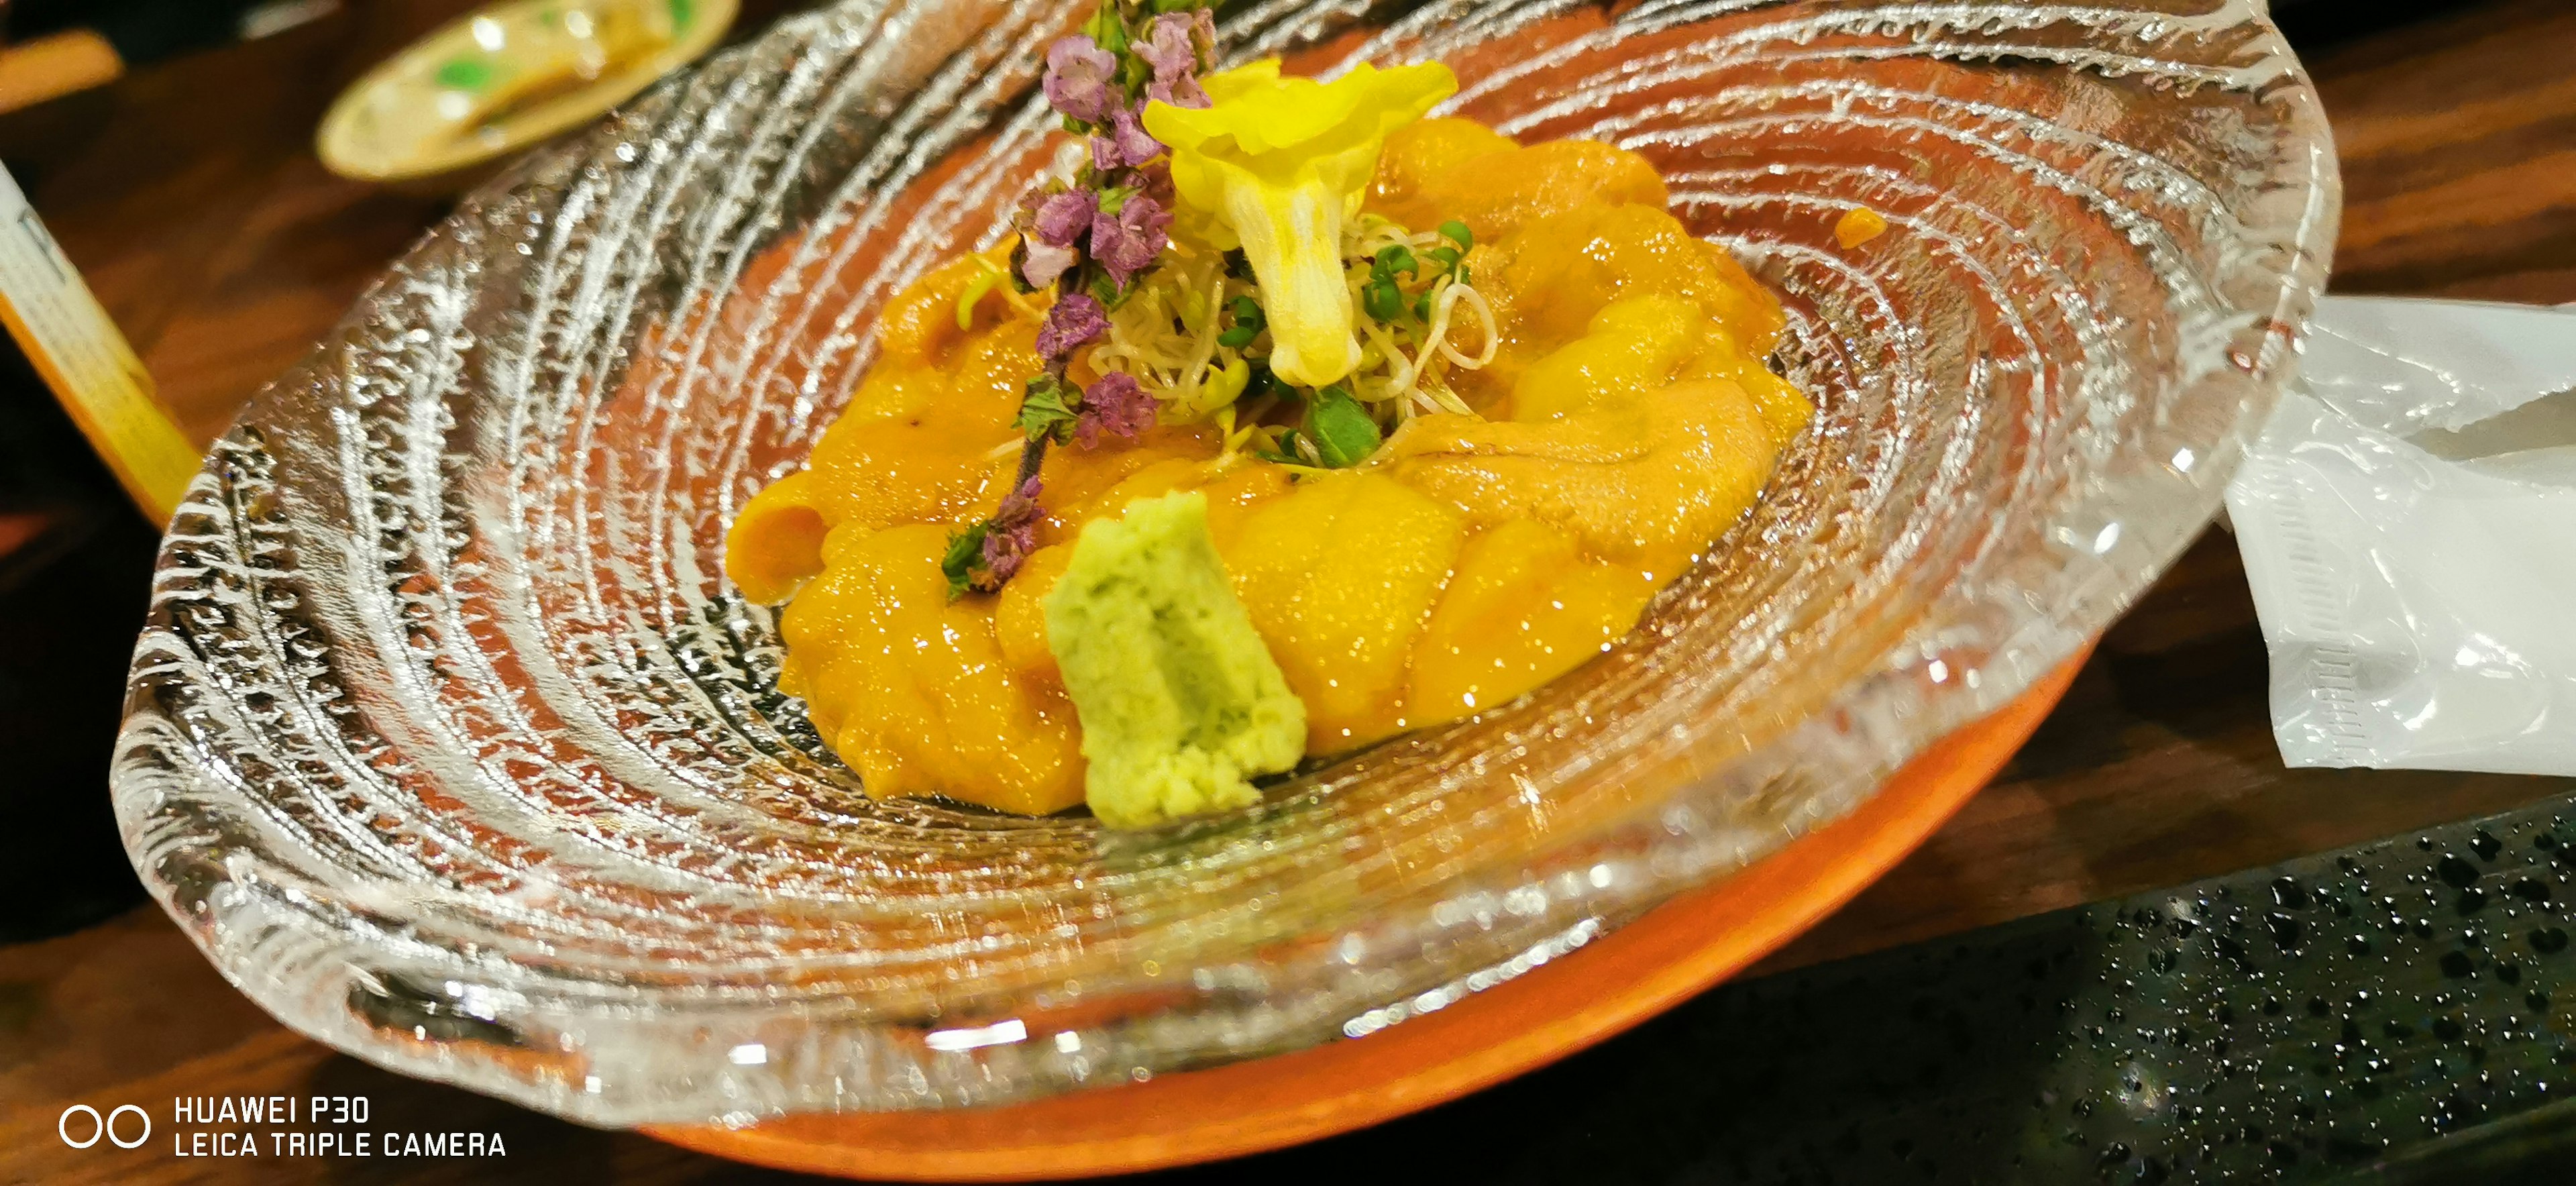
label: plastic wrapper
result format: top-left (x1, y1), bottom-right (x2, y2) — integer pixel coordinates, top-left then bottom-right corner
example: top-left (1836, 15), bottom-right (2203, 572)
top-left (2227, 296), bottom-right (2576, 775)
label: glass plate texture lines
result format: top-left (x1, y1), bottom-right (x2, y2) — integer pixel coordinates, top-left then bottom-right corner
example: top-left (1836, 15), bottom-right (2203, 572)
top-left (113, 0), bottom-right (2336, 1124)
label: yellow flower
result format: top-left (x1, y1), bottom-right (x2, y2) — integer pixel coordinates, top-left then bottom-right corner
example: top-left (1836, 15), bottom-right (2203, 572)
top-left (1144, 58), bottom-right (1456, 388)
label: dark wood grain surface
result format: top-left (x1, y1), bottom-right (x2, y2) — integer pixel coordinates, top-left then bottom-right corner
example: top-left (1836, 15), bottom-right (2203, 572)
top-left (3, 0), bottom-right (2574, 1181)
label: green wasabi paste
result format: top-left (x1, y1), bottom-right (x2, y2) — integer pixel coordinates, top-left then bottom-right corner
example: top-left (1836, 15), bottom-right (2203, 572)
top-left (1043, 491), bottom-right (1305, 828)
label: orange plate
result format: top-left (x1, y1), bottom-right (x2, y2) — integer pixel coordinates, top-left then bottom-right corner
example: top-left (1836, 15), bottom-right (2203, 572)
top-left (650, 649), bottom-right (2088, 1180)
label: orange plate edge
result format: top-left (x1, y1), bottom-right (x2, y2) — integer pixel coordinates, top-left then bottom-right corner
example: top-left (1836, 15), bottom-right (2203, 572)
top-left (649, 647), bottom-right (2091, 1181)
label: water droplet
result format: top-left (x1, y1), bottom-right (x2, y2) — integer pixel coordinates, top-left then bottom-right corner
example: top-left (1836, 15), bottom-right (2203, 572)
top-left (2441, 951), bottom-right (2477, 979)
top-left (2459, 887), bottom-right (2491, 915)
top-left (2438, 855), bottom-right (2482, 888)
top-left (2512, 877), bottom-right (2552, 904)
top-left (2473, 830), bottom-right (2504, 861)
top-left (2533, 926), bottom-right (2570, 955)
top-left (2267, 912), bottom-right (2305, 951)
top-left (2271, 877), bottom-right (2310, 908)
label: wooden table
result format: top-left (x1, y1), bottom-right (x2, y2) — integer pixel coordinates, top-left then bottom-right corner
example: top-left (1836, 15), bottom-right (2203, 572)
top-left (3, 1), bottom-right (2573, 1181)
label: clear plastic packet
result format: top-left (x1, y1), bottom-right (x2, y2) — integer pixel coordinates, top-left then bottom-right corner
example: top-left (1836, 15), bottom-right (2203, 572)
top-left (2224, 295), bottom-right (2576, 775)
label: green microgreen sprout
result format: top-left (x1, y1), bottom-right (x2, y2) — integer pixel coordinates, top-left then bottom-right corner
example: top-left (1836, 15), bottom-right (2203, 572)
top-left (1218, 294), bottom-right (1266, 347)
top-left (1303, 384), bottom-right (1383, 468)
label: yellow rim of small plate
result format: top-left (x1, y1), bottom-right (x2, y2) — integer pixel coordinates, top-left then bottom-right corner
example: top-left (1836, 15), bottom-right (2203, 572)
top-left (317, 0), bottom-right (739, 183)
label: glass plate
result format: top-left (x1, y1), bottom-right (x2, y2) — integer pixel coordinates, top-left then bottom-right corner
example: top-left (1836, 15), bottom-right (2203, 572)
top-left (113, 0), bottom-right (2338, 1126)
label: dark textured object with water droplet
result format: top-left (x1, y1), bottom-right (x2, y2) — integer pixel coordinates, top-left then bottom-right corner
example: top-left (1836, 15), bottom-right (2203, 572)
top-left (1305, 794), bottom-right (2576, 1185)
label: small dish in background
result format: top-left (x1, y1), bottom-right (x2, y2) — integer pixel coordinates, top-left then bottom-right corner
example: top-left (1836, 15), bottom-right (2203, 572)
top-left (316, 0), bottom-right (736, 188)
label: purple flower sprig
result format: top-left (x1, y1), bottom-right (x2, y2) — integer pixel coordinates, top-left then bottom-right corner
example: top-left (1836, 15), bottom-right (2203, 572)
top-left (1012, 5), bottom-right (1209, 296)
top-left (1012, 370), bottom-right (1164, 451)
top-left (941, 477), bottom-right (1045, 598)
top-left (950, 2), bottom-right (1218, 599)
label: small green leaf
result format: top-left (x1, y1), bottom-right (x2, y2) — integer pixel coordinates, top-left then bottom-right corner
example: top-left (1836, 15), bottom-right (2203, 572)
top-left (1363, 279), bottom-right (1403, 323)
top-left (1305, 385), bottom-right (1383, 468)
top-left (1219, 294), bottom-right (1266, 345)
top-left (1015, 376), bottom-right (1079, 443)
top-left (1426, 246), bottom-right (1461, 271)
top-left (941, 523), bottom-right (991, 600)
top-left (1088, 7), bottom-right (1129, 53)
top-left (1413, 292), bottom-right (1432, 322)
top-left (1220, 296), bottom-right (1267, 346)
top-left (1373, 244), bottom-right (1418, 280)
top-left (1438, 220), bottom-right (1473, 251)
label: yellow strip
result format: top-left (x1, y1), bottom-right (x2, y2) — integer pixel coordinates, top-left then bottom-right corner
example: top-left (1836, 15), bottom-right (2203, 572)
top-left (0, 30), bottom-right (125, 117)
top-left (0, 166), bottom-right (197, 523)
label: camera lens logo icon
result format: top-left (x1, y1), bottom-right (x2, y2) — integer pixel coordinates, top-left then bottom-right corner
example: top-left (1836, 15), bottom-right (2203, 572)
top-left (58, 1103), bottom-right (150, 1149)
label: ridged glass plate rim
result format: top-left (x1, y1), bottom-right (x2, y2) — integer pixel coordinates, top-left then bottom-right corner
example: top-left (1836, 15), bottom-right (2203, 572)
top-left (113, 0), bottom-right (2339, 1125)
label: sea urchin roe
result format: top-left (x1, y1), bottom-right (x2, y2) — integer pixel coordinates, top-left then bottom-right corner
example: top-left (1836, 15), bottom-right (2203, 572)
top-left (723, 114), bottom-right (1811, 820)
top-left (1834, 205), bottom-right (1889, 248)
top-left (775, 523), bottom-right (1085, 816)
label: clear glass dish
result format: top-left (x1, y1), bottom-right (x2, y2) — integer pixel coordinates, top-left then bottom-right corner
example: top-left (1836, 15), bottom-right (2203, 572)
top-left (114, 0), bottom-right (2338, 1126)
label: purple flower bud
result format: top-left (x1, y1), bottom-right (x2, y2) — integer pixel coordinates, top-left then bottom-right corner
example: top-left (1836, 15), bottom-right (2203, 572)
top-left (1037, 291), bottom-right (1110, 360)
top-left (1020, 237), bottom-right (1078, 290)
top-left (1032, 189), bottom-right (1097, 248)
top-left (979, 477), bottom-right (1044, 583)
top-left (1076, 372), bottom-right (1159, 448)
top-left (1137, 13), bottom-right (1210, 108)
top-left (1089, 103), bottom-right (1165, 172)
top-left (1091, 193), bottom-right (1173, 288)
top-left (1042, 36), bottom-right (1118, 124)
top-left (1131, 158), bottom-right (1175, 207)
